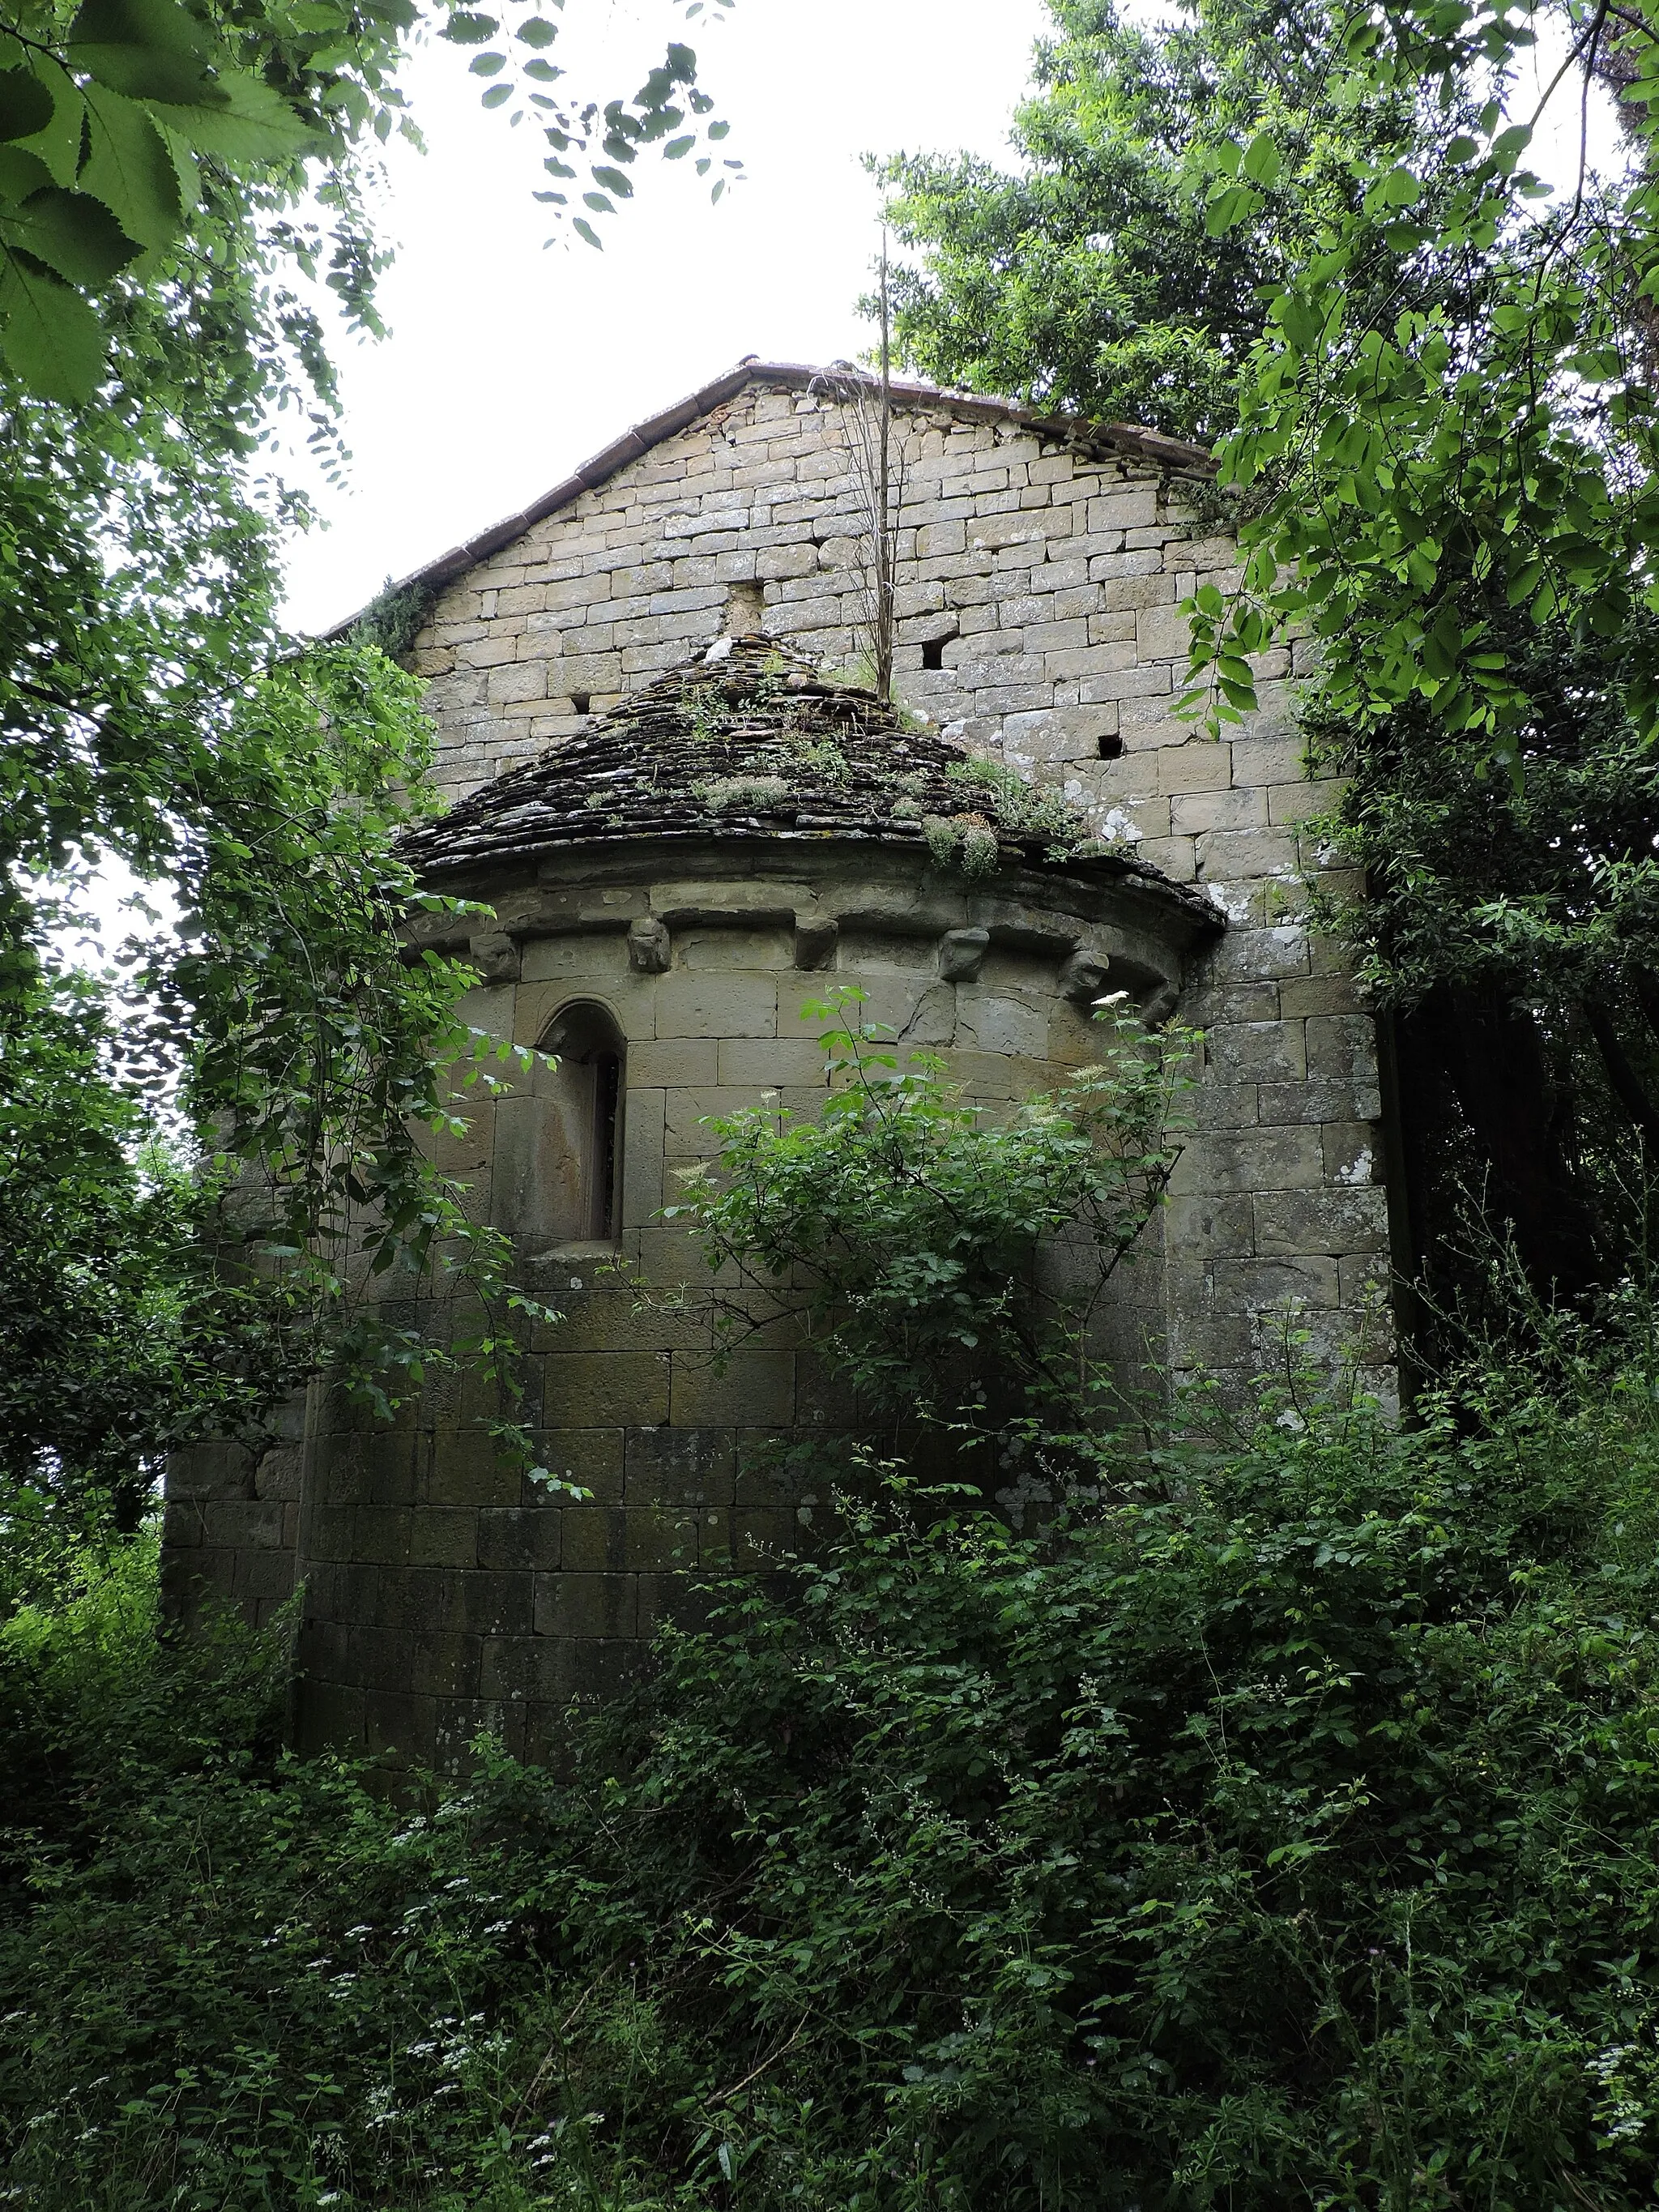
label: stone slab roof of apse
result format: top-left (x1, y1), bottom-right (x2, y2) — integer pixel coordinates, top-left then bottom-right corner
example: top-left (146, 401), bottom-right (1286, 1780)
top-left (399, 635), bottom-right (1221, 935)
top-left (325, 358), bottom-right (1217, 633)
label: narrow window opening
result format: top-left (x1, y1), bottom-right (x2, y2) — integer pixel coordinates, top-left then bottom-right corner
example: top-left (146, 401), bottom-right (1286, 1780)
top-left (591, 1046), bottom-right (621, 1239)
top-left (569, 691), bottom-right (591, 717)
top-left (1098, 732), bottom-right (1124, 760)
top-left (530, 1001), bottom-right (626, 1245)
top-left (921, 634), bottom-right (950, 672)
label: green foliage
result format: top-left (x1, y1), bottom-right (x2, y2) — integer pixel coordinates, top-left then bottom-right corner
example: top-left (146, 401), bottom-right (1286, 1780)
top-left (0, 974), bottom-right (224, 1537)
top-left (1174, 0), bottom-right (1659, 771)
top-left (1301, 612), bottom-right (1659, 1309)
top-left (1, 643), bottom-right (555, 1539)
top-left (0, 0), bottom-right (739, 402)
top-left (944, 754), bottom-right (1088, 852)
top-left (15, 1321), bottom-right (1659, 2206)
top-left (879, 0), bottom-right (1445, 445)
top-left (350, 574), bottom-right (438, 665)
top-left (667, 988), bottom-right (1189, 1434)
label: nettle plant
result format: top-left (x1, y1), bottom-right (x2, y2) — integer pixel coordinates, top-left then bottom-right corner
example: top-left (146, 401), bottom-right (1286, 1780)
top-left (667, 985), bottom-right (1194, 1450)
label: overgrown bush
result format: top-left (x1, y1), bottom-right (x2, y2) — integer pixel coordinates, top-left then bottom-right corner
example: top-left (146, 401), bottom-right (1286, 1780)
top-left (10, 1316), bottom-right (1659, 2207)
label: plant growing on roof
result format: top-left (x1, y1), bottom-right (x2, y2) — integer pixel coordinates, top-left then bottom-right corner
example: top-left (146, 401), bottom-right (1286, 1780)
top-left (923, 811), bottom-right (1002, 878)
top-left (817, 237), bottom-right (910, 706)
top-left (947, 754), bottom-right (1089, 852)
top-left (692, 771), bottom-right (789, 813)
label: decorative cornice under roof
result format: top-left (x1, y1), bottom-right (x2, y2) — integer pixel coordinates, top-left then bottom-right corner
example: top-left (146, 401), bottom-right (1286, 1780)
top-left (399, 638), bottom-right (1222, 939)
top-left (326, 358), bottom-right (1217, 639)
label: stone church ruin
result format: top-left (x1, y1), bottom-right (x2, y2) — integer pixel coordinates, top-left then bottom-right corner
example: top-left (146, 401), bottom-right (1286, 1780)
top-left (163, 360), bottom-right (1396, 1764)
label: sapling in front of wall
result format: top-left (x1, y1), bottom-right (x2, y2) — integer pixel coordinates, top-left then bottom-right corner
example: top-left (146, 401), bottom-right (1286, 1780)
top-left (666, 985), bottom-right (1195, 1494)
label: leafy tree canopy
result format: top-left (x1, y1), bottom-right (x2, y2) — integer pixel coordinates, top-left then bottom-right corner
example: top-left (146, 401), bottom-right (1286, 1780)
top-left (0, 0), bottom-right (742, 1527)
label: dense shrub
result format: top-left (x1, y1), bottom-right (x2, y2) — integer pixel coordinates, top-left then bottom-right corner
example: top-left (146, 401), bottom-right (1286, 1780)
top-left (8, 1326), bottom-right (1659, 2208)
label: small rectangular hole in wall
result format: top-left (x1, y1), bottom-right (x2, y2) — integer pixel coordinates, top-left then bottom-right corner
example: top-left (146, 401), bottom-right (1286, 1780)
top-left (1098, 732), bottom-right (1124, 759)
top-left (569, 692), bottom-right (591, 717)
top-left (921, 636), bottom-right (949, 671)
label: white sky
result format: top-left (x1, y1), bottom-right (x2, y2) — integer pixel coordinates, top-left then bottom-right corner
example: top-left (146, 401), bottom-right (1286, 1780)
top-left (279, 0), bottom-right (1052, 636)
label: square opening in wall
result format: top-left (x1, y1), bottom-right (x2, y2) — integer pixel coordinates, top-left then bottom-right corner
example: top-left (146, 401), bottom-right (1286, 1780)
top-left (570, 693), bottom-right (591, 717)
top-left (1098, 732), bottom-right (1124, 759)
top-left (921, 634), bottom-right (954, 671)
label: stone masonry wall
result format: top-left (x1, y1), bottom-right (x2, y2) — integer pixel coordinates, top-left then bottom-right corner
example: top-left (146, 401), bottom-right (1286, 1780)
top-left (410, 373), bottom-right (1393, 1399)
top-left (161, 369), bottom-right (1396, 1748)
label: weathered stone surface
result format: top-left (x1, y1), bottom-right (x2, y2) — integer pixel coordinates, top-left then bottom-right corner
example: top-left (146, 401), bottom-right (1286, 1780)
top-left (166, 365), bottom-right (1398, 1768)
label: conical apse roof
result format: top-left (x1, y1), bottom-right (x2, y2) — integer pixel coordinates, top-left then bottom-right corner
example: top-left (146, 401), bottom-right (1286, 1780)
top-left (399, 638), bottom-right (1203, 915)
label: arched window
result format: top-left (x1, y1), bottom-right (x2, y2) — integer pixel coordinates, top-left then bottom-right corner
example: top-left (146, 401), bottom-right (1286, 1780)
top-left (541, 1001), bottom-right (625, 1242)
top-left (493, 1000), bottom-right (626, 1249)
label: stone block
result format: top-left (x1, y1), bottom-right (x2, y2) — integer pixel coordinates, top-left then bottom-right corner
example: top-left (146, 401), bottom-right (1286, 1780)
top-left (1159, 741), bottom-right (1234, 794)
top-left (622, 1507), bottom-right (702, 1572)
top-left (1170, 1125), bottom-right (1324, 1196)
top-left (1196, 826), bottom-right (1303, 882)
top-left (1322, 1121), bottom-right (1380, 1186)
top-left (428, 1428), bottom-right (523, 1509)
top-left (717, 1037), bottom-right (834, 1088)
top-left (636, 1574), bottom-right (719, 1636)
top-left (655, 972), bottom-right (778, 1040)
top-left (1205, 1020), bottom-right (1307, 1086)
top-left (407, 1508), bottom-right (480, 1569)
top-left (1257, 1079), bottom-right (1384, 1127)
top-left (1164, 1194), bottom-right (1256, 1259)
top-left (1209, 1254), bottom-right (1342, 1310)
top-left (1268, 779), bottom-right (1332, 826)
top-left (1204, 925), bottom-right (1311, 984)
top-left (534, 1571), bottom-right (638, 1639)
top-left (406, 1630), bottom-right (482, 1697)
top-left (1278, 976), bottom-right (1364, 1018)
top-left (621, 1083), bottom-right (666, 1231)
top-left (959, 993), bottom-right (1050, 1057)
top-left (1171, 787), bottom-right (1269, 836)
top-left (542, 1352), bottom-right (672, 1428)
top-left (476, 1505), bottom-right (563, 1572)
top-left (671, 1350), bottom-right (796, 1427)
top-left (365, 1689), bottom-right (436, 1764)
top-left (625, 1424), bottom-right (736, 1505)
top-left (630, 1036), bottom-right (719, 1087)
top-left (1305, 1014), bottom-right (1378, 1083)
top-left (524, 1426), bottom-right (625, 1502)
top-left (560, 1505), bottom-right (624, 1574)
top-left (1253, 1186), bottom-right (1391, 1257)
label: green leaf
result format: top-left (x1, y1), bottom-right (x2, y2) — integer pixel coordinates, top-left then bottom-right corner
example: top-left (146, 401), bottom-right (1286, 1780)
top-left (11, 63), bottom-right (83, 190)
top-left (1241, 130), bottom-right (1281, 186)
top-left (0, 190), bottom-right (140, 284)
top-left (145, 73), bottom-right (319, 162)
top-left (516, 17), bottom-right (559, 45)
top-left (70, 45), bottom-right (220, 104)
top-left (0, 70), bottom-right (53, 145)
top-left (79, 87), bottom-right (181, 250)
top-left (589, 164), bottom-right (632, 197)
top-left (441, 8), bottom-right (498, 36)
top-left (572, 214), bottom-right (601, 248)
top-left (469, 51), bottom-right (505, 75)
top-left (0, 146), bottom-right (53, 202)
top-left (663, 133), bottom-right (693, 157)
top-left (0, 253), bottom-right (106, 399)
top-left (582, 190), bottom-right (612, 212)
top-left (68, 0), bottom-right (208, 58)
top-left (479, 80), bottom-right (511, 107)
top-left (1205, 182), bottom-right (1259, 237)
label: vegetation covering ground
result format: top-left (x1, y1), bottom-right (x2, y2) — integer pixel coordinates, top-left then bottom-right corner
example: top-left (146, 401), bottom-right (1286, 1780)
top-left (10, 1314), bottom-right (1659, 2209)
